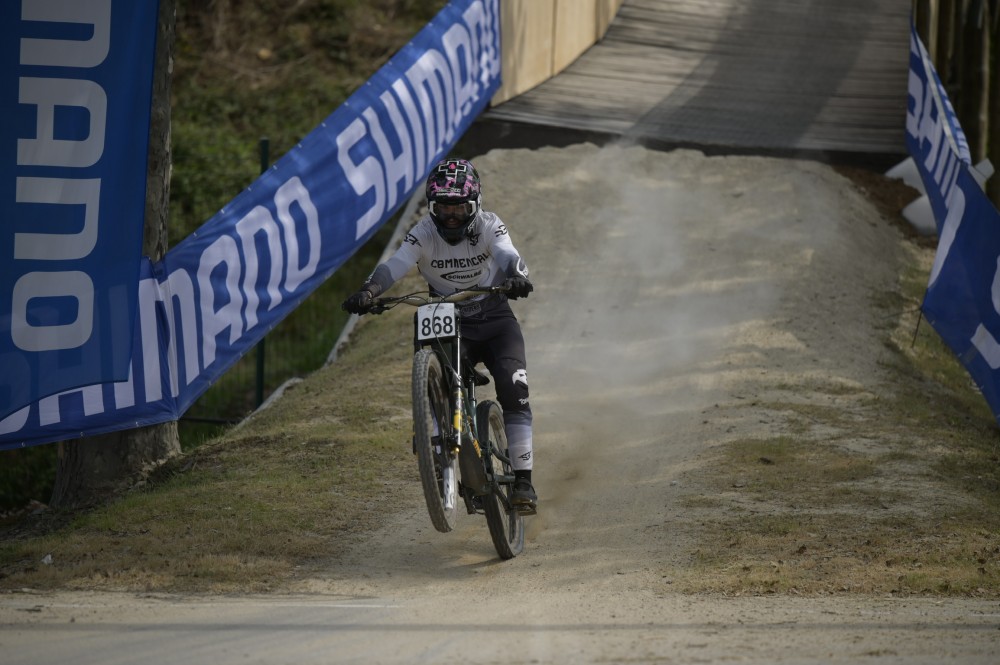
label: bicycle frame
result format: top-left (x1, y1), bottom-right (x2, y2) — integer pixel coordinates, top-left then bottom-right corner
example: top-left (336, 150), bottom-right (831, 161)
top-left (373, 289), bottom-right (499, 498)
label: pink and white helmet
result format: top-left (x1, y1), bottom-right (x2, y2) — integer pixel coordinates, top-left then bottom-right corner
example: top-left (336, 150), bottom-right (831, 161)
top-left (425, 158), bottom-right (482, 244)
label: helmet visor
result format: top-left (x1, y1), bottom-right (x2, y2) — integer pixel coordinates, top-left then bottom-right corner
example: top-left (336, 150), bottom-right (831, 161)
top-left (430, 199), bottom-right (478, 227)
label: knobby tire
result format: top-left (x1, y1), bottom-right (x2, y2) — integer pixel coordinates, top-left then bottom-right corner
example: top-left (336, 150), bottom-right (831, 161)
top-left (478, 400), bottom-right (525, 559)
top-left (412, 348), bottom-right (459, 533)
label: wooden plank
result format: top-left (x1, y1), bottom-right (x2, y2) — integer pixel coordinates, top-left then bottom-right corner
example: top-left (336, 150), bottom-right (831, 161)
top-left (485, 0), bottom-right (911, 156)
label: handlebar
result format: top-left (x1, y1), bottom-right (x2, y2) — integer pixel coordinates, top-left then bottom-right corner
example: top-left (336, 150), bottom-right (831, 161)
top-left (368, 285), bottom-right (507, 314)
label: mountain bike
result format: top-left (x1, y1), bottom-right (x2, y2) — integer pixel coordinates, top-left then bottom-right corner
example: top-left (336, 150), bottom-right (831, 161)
top-left (368, 286), bottom-right (525, 559)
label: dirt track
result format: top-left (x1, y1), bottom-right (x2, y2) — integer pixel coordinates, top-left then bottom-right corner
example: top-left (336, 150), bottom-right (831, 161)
top-left (2, 144), bottom-right (998, 663)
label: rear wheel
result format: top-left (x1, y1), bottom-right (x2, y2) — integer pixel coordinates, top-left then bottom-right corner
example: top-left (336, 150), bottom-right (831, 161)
top-left (412, 348), bottom-right (459, 533)
top-left (478, 400), bottom-right (524, 559)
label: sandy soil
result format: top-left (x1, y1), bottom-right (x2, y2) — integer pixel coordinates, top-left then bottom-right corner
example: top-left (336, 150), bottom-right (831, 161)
top-left (2, 144), bottom-right (998, 663)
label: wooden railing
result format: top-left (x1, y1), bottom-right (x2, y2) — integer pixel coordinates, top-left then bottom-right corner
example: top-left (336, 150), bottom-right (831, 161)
top-left (491, 0), bottom-right (624, 105)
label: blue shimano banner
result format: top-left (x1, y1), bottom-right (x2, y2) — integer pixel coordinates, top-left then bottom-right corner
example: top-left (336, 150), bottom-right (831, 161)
top-left (904, 22), bottom-right (971, 236)
top-left (906, 22), bottom-right (1000, 424)
top-left (0, 1), bottom-right (160, 422)
top-left (0, 0), bottom-right (501, 448)
top-left (922, 169), bottom-right (1000, 419)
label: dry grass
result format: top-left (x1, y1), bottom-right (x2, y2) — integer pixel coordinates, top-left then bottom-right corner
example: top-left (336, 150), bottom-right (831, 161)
top-left (0, 278), bottom-right (424, 592)
top-left (666, 221), bottom-right (1000, 598)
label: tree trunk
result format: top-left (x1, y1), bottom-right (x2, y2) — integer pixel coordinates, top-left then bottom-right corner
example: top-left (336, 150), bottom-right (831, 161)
top-left (936, 0), bottom-right (958, 86)
top-left (989, 3), bottom-right (1000, 206)
top-left (51, 0), bottom-right (181, 509)
top-left (914, 0), bottom-right (939, 61)
top-left (957, 1), bottom-right (989, 161)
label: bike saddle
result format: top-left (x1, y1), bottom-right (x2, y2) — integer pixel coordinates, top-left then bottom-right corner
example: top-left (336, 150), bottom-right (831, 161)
top-left (465, 365), bottom-right (491, 386)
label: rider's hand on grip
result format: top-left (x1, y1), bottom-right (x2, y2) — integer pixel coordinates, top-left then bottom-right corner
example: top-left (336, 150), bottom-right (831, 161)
top-left (342, 289), bottom-right (374, 314)
top-left (503, 276), bottom-right (533, 300)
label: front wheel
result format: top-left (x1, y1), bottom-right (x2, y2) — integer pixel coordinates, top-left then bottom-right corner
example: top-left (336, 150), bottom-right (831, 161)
top-left (478, 400), bottom-right (525, 559)
top-left (412, 348), bottom-right (459, 533)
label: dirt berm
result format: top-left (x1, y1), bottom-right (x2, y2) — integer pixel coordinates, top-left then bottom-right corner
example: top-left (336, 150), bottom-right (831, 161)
top-left (289, 142), bottom-right (1000, 662)
top-left (3, 142), bottom-right (999, 664)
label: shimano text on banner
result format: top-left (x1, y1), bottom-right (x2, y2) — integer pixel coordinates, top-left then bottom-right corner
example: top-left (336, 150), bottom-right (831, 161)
top-left (0, 0), bottom-right (502, 449)
top-left (906, 22), bottom-right (1000, 424)
top-left (0, 0), bottom-right (161, 421)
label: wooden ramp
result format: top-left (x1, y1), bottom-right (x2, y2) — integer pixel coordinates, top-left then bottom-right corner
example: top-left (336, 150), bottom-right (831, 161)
top-left (485, 0), bottom-right (912, 157)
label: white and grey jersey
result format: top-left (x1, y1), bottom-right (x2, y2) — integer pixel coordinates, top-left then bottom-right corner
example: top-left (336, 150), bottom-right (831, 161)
top-left (367, 211), bottom-right (528, 296)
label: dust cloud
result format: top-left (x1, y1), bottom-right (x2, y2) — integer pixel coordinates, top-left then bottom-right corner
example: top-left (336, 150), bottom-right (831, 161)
top-left (475, 142), bottom-right (795, 539)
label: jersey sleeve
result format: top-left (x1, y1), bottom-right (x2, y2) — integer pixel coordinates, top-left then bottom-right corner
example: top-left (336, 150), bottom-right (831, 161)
top-left (486, 213), bottom-right (529, 279)
top-left (366, 223), bottom-right (428, 292)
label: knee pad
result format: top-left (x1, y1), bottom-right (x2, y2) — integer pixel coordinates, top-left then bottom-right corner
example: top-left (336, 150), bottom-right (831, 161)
top-left (493, 357), bottom-right (529, 413)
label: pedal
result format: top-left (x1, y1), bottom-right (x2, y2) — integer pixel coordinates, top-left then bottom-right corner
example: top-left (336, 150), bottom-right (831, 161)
top-left (514, 503), bottom-right (537, 516)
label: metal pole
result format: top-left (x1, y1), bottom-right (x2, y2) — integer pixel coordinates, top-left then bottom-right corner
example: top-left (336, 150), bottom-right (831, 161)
top-left (255, 137), bottom-right (270, 408)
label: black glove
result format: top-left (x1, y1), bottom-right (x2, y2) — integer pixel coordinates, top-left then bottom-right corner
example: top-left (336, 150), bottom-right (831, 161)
top-left (342, 288), bottom-right (375, 314)
top-left (503, 276), bottom-right (533, 300)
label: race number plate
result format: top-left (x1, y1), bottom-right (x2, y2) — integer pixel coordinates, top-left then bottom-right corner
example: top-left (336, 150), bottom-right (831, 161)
top-left (416, 303), bottom-right (457, 341)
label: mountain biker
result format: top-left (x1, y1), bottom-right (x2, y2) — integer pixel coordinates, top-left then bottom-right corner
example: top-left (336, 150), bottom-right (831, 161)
top-left (342, 158), bottom-right (538, 515)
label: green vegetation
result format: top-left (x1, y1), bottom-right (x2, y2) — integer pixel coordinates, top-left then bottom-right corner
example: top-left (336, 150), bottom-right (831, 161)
top-left (171, 0), bottom-right (447, 243)
top-left (171, 0), bottom-right (447, 428)
top-left (0, 448), bottom-right (56, 513)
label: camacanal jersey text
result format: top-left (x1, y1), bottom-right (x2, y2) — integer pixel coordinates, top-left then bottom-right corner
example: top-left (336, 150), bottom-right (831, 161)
top-left (369, 211), bottom-right (528, 297)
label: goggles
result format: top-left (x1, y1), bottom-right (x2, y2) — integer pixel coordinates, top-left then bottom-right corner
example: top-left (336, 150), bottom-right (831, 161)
top-left (430, 199), bottom-right (478, 224)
